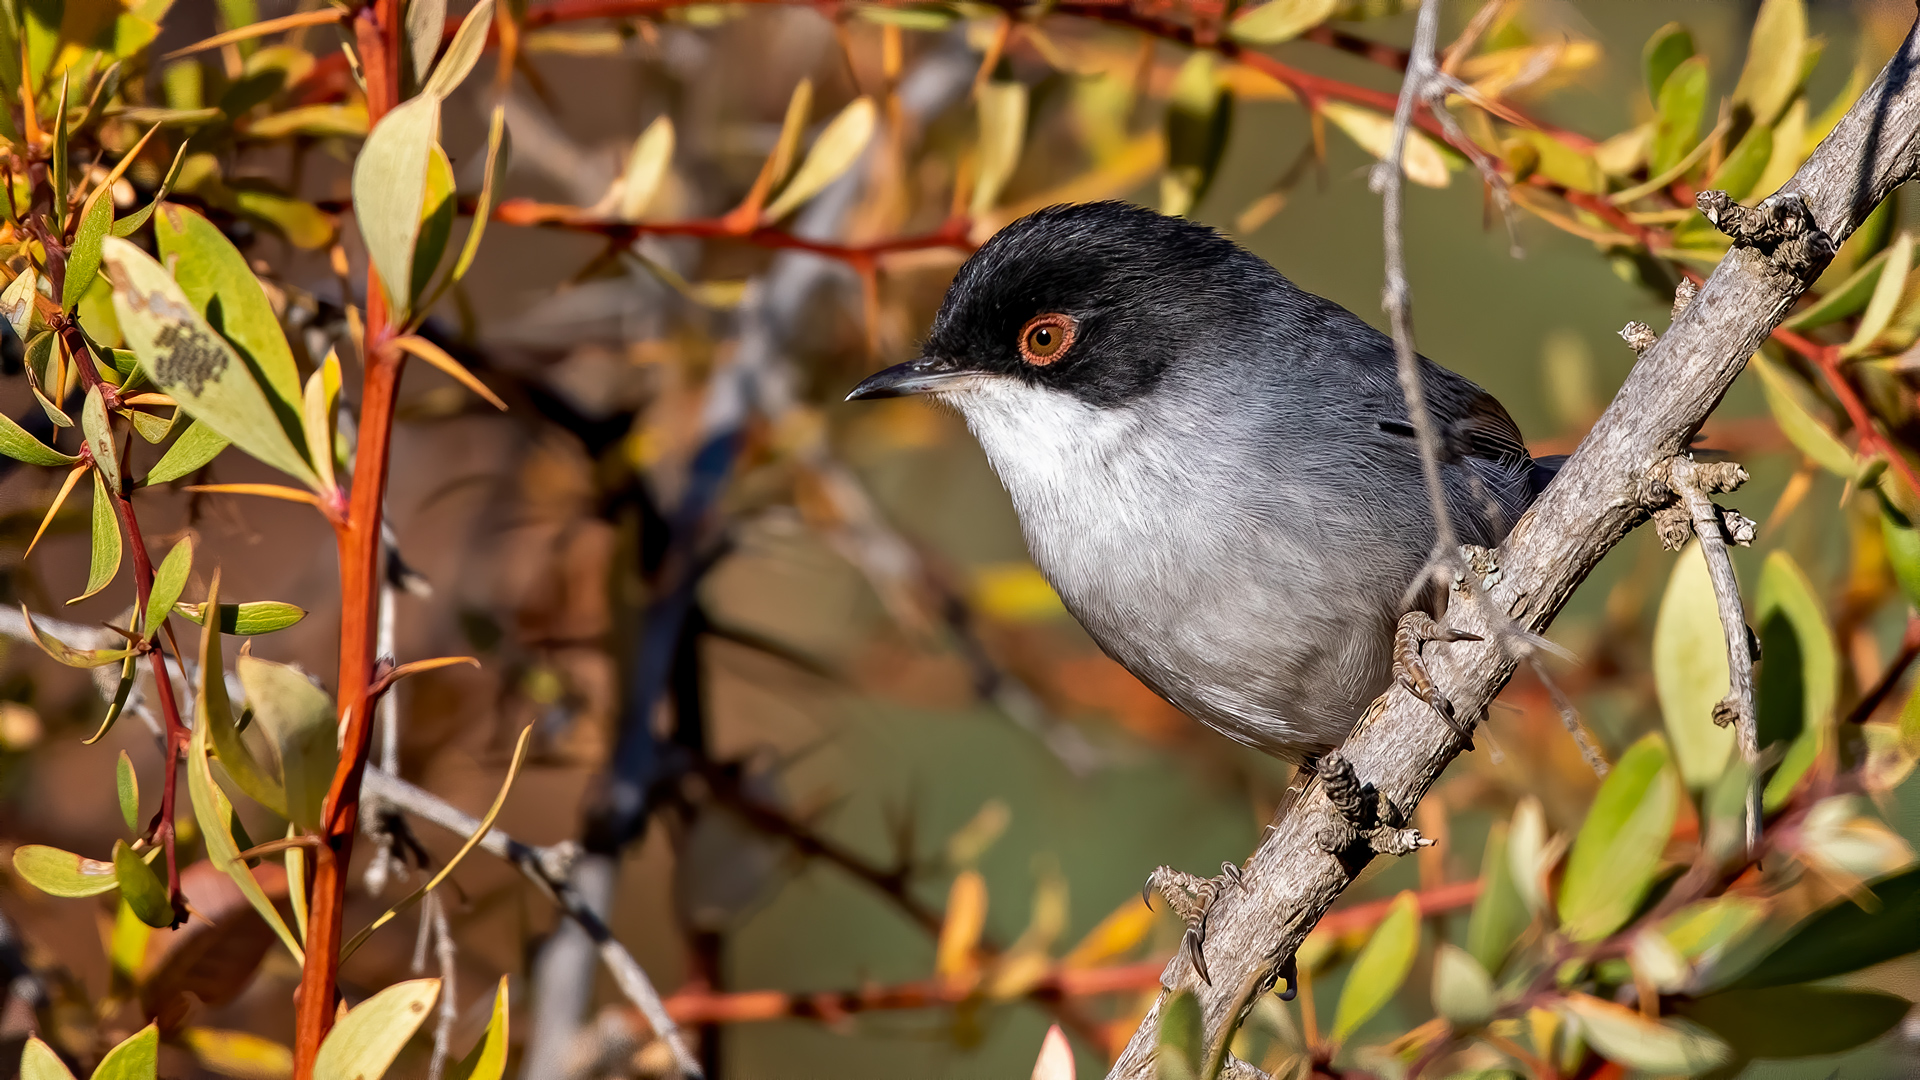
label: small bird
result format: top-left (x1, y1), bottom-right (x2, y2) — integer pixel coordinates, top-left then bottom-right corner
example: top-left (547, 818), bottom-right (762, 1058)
top-left (847, 203), bottom-right (1555, 963)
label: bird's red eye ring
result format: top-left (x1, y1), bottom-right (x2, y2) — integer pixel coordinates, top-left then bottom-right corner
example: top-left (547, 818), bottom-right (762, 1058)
top-left (1018, 313), bottom-right (1077, 366)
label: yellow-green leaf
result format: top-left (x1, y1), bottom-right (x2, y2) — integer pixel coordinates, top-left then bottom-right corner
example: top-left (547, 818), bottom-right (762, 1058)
top-left (82, 383), bottom-right (119, 493)
top-left (1331, 890), bottom-right (1420, 1043)
top-left (103, 238), bottom-right (317, 487)
top-left (114, 750), bottom-right (140, 835)
top-left (1465, 822), bottom-right (1528, 974)
top-left (312, 979), bottom-right (441, 1080)
top-left (237, 654), bottom-right (337, 832)
top-left (145, 535), bottom-right (191, 638)
top-left (1788, 242), bottom-right (1892, 330)
top-left (422, 0), bottom-right (494, 100)
top-left (353, 92), bottom-right (441, 320)
top-left (153, 203), bottom-right (303, 412)
top-left (63, 186), bottom-right (114, 310)
top-left (0, 405), bottom-right (74, 466)
top-left (1229, 0), bottom-right (1338, 45)
top-left (1563, 993), bottom-right (1730, 1074)
top-left (85, 653), bottom-right (138, 747)
top-left (1164, 53), bottom-right (1233, 216)
top-left (175, 599), bottom-right (306, 635)
top-left (1559, 734), bottom-right (1680, 940)
top-left (112, 839), bottom-right (171, 927)
top-left (12, 843), bottom-right (119, 897)
top-left (145, 419), bottom-right (230, 484)
top-left (71, 467), bottom-right (122, 604)
top-left (1651, 56), bottom-right (1709, 177)
top-left (19, 1037), bottom-right (76, 1080)
top-left (1644, 22), bottom-right (1695, 101)
top-left (1751, 352), bottom-right (1855, 476)
top-left (618, 114), bottom-right (674, 223)
top-left (195, 575), bottom-right (287, 819)
top-left (1653, 542), bottom-right (1739, 786)
top-left (446, 976), bottom-right (510, 1080)
top-left (1322, 101), bottom-right (1449, 189)
top-left (20, 606), bottom-right (135, 668)
top-left (178, 1029), bottom-right (293, 1080)
top-left (1432, 943), bottom-right (1495, 1028)
top-left (1157, 989), bottom-right (1202, 1080)
top-left (411, 143), bottom-right (456, 308)
top-left (1708, 121), bottom-right (1772, 202)
top-left (1732, 0), bottom-right (1807, 128)
top-left (1755, 552), bottom-right (1837, 808)
top-left (445, 104), bottom-right (509, 289)
top-left (970, 80), bottom-right (1026, 217)
top-left (1842, 230), bottom-right (1912, 357)
top-left (764, 96), bottom-right (875, 221)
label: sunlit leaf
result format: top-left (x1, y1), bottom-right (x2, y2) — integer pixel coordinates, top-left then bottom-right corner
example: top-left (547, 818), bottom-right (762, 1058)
top-left (12, 843), bottom-right (119, 897)
top-left (1029, 1024), bottom-right (1074, 1080)
top-left (1559, 734), bottom-right (1679, 940)
top-left (1507, 795), bottom-right (1553, 916)
top-left (445, 976), bottom-right (510, 1080)
top-left (1675, 986), bottom-right (1908, 1060)
top-left (246, 102), bottom-right (369, 140)
top-left (1432, 943), bottom-right (1495, 1027)
top-left (237, 654), bottom-right (337, 833)
top-left (1752, 96), bottom-right (1809, 200)
top-left (20, 605), bottom-right (134, 668)
top-left (393, 334), bottom-right (506, 410)
top-left (730, 78), bottom-right (811, 221)
top-left (145, 418), bottom-right (230, 484)
top-left (116, 749), bottom-right (139, 832)
top-left (302, 352), bottom-right (339, 495)
top-left (1465, 822), bottom-right (1528, 974)
top-left (19, 1037), bottom-right (77, 1080)
top-left (1843, 230), bottom-right (1912, 357)
top-left (411, 144), bottom-right (456, 307)
top-left (1322, 101), bottom-right (1449, 189)
top-left (1788, 242), bottom-right (1892, 330)
top-left (1751, 352), bottom-right (1855, 476)
top-left (353, 92), bottom-right (441, 320)
top-left (71, 467), bottom-right (123, 604)
top-left (1561, 993), bottom-right (1730, 1075)
top-left (178, 1029), bottom-right (293, 1080)
top-left (1229, 0), bottom-right (1338, 45)
top-left (1643, 22), bottom-right (1695, 102)
top-left (63, 183), bottom-right (114, 310)
top-left (1157, 989), bottom-right (1202, 1080)
top-left (406, 0), bottom-right (447, 88)
top-left (0, 407), bottom-right (76, 466)
top-left (312, 979), bottom-right (440, 1080)
top-left (1332, 890), bottom-right (1420, 1043)
top-left (1707, 121), bottom-right (1772, 202)
top-left (1651, 56), bottom-right (1709, 177)
top-left (971, 80), bottom-right (1027, 218)
top-left (81, 384), bottom-right (120, 493)
top-left (1732, 0), bottom-right (1808, 128)
top-left (422, 0), bottom-right (494, 100)
top-left (1163, 53), bottom-right (1233, 216)
top-left (1754, 551), bottom-right (1837, 807)
top-left (153, 203), bottom-right (303, 413)
top-left (231, 187), bottom-right (333, 251)
top-left (1515, 130), bottom-right (1603, 195)
top-left (175, 599), bottom-right (307, 635)
top-left (1062, 897), bottom-right (1155, 969)
top-left (2, 268), bottom-right (42, 340)
top-left (103, 238), bottom-right (317, 486)
top-left (194, 575), bottom-right (288, 818)
top-left (1799, 794), bottom-right (1914, 882)
top-left (145, 534), bottom-right (191, 638)
top-left (936, 869), bottom-right (987, 978)
top-left (113, 140), bottom-right (191, 238)
top-left (444, 104), bottom-right (509, 290)
top-left (618, 114), bottom-right (674, 223)
top-left (112, 839), bottom-right (172, 927)
top-left (763, 96), bottom-right (875, 221)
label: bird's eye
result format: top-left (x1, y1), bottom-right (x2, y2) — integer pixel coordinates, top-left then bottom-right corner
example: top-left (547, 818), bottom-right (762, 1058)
top-left (1018, 313), bottom-right (1077, 366)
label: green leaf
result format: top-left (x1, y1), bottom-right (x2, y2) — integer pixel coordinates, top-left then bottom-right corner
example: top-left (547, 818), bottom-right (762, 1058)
top-left (71, 466), bottom-right (122, 605)
top-left (11, 843), bottom-right (119, 897)
top-left (1507, 796), bottom-right (1552, 916)
top-left (1843, 230), bottom-right (1913, 357)
top-left (1229, 0), bottom-right (1338, 45)
top-left (175, 599), bottom-right (306, 635)
top-left (19, 1037), bottom-right (76, 1080)
top-left (123, 406), bottom-right (175, 444)
top-left (50, 73), bottom-right (67, 214)
top-left (1653, 543), bottom-right (1739, 787)
top-left (1465, 822), bottom-right (1528, 975)
top-left (83, 653), bottom-right (137, 746)
top-left (193, 579), bottom-right (288, 819)
top-left (1156, 989), bottom-right (1203, 1080)
top-left (1558, 734), bottom-right (1680, 940)
top-left (353, 92), bottom-right (441, 321)
top-left (1727, 866), bottom-right (1920, 988)
top-left (1674, 986), bottom-right (1908, 1060)
top-left (1732, 0), bottom-right (1808, 128)
top-left (411, 143), bottom-right (456, 309)
top-left (971, 82), bottom-right (1027, 219)
top-left (1707, 121), bottom-right (1772, 201)
top-left (185, 605), bottom-right (304, 964)
top-left (0, 407), bottom-right (76, 465)
top-left (422, 0), bottom-right (493, 100)
top-left (1644, 22), bottom-right (1695, 102)
top-left (112, 839), bottom-right (171, 928)
top-left (445, 104), bottom-right (508, 288)
top-left (1788, 242), bottom-right (1892, 330)
top-left (102, 237), bottom-right (317, 487)
top-left (81, 384), bottom-right (118, 493)
top-left (145, 419), bottom-right (230, 484)
top-left (1651, 56), bottom-right (1710, 178)
top-left (406, 0), bottom-right (447, 88)
top-left (112, 140), bottom-right (191, 238)
top-left (764, 96), bottom-right (875, 221)
top-left (446, 976), bottom-right (511, 1080)
top-left (1561, 993), bottom-right (1730, 1075)
top-left (146, 535), bottom-right (191, 638)
top-left (63, 188), bottom-right (114, 311)
top-left (152, 203), bottom-right (303, 414)
top-left (1514, 130), bottom-right (1604, 195)
top-left (1322, 101), bottom-right (1450, 189)
top-left (92, 1024), bottom-right (159, 1080)
top-left (237, 654), bottom-right (337, 832)
top-left (312, 979), bottom-right (441, 1080)
top-left (3, 268), bottom-right (42, 339)
top-left (116, 749), bottom-right (138, 832)
top-left (20, 607), bottom-right (134, 668)
top-left (617, 114), bottom-right (675, 223)
top-left (1163, 53), bottom-right (1234, 217)
top-left (1882, 491), bottom-right (1920, 607)
top-left (1754, 551), bottom-right (1837, 808)
top-left (1431, 943), bottom-right (1495, 1028)
top-left (1332, 890), bottom-right (1420, 1043)
top-left (1660, 895), bottom-right (1765, 965)
top-left (1751, 353), bottom-right (1856, 476)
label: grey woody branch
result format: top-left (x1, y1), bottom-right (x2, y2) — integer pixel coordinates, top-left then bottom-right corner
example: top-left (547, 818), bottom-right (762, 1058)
top-left (1105, 15), bottom-right (1920, 1079)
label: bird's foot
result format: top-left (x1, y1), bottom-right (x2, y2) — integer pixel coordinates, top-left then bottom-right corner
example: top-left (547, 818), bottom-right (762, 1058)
top-left (1144, 861), bottom-right (1249, 985)
top-left (1315, 752), bottom-right (1432, 858)
top-left (1394, 610), bottom-right (1481, 747)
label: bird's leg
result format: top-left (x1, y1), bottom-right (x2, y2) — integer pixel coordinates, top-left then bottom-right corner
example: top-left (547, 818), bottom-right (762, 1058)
top-left (1144, 860), bottom-right (1249, 985)
top-left (1315, 752), bottom-right (1432, 858)
top-left (1394, 610), bottom-right (1481, 746)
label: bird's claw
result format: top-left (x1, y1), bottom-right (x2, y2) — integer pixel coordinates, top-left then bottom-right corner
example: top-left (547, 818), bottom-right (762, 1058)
top-left (1145, 862), bottom-right (1250, 986)
top-left (1316, 751), bottom-right (1434, 858)
top-left (1395, 611), bottom-right (1480, 748)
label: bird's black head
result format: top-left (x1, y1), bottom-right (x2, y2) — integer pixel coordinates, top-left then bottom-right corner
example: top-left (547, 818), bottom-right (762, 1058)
top-left (848, 202), bottom-right (1282, 408)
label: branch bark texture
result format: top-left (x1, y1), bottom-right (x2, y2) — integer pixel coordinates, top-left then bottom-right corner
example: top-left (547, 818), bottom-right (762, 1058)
top-left (1105, 17), bottom-right (1920, 1078)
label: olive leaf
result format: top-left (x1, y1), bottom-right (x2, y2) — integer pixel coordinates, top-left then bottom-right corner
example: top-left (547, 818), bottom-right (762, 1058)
top-left (352, 92), bottom-right (441, 321)
top-left (763, 96), bottom-right (875, 221)
top-left (312, 979), bottom-right (441, 1080)
top-left (971, 80), bottom-right (1027, 218)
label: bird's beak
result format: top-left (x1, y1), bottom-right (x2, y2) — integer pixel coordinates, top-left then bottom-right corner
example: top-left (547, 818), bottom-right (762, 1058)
top-left (845, 357), bottom-right (972, 401)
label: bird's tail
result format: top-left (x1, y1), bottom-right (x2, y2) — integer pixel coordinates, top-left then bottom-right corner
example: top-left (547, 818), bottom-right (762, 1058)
top-left (1530, 454), bottom-right (1568, 498)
